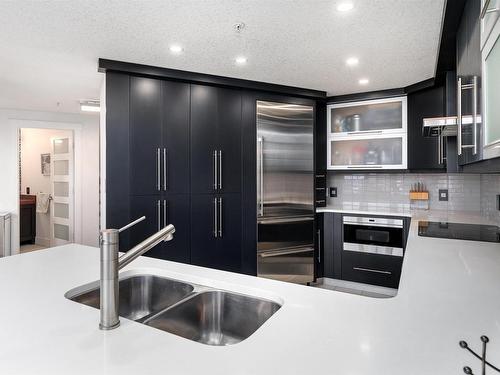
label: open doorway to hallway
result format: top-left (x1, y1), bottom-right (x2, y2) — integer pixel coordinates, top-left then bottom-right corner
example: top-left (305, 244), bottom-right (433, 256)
top-left (19, 128), bottom-right (74, 253)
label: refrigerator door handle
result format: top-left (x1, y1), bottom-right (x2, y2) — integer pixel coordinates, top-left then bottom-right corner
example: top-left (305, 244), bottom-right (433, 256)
top-left (257, 137), bottom-right (264, 216)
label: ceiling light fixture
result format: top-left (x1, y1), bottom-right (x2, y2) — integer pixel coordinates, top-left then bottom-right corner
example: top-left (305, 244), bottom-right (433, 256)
top-left (169, 44), bottom-right (183, 54)
top-left (235, 56), bottom-right (247, 65)
top-left (358, 78), bottom-right (369, 85)
top-left (337, 2), bottom-right (354, 12)
top-left (346, 57), bottom-right (359, 66)
top-left (80, 100), bottom-right (100, 112)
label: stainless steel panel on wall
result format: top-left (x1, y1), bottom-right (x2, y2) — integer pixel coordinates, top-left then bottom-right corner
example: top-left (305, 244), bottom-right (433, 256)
top-left (256, 101), bottom-right (314, 218)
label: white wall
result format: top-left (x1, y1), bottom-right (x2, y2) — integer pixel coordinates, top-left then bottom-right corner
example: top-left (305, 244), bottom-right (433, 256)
top-left (0, 109), bottom-right (100, 254)
top-left (20, 128), bottom-right (73, 246)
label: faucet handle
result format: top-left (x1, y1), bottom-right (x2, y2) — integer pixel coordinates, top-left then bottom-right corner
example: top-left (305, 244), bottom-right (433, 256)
top-left (118, 216), bottom-right (146, 233)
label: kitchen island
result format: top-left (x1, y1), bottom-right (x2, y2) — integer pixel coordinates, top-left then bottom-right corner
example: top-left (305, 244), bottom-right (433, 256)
top-left (1, 211), bottom-right (499, 374)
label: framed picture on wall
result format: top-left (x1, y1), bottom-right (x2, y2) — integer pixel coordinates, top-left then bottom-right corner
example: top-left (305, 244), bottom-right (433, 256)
top-left (41, 153), bottom-right (50, 176)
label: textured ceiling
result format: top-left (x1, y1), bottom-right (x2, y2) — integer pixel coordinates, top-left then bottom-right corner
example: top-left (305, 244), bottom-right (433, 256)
top-left (0, 0), bottom-right (445, 113)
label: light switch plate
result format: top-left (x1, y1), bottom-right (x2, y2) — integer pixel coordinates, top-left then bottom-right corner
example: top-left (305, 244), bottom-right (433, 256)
top-left (329, 187), bottom-right (337, 198)
top-left (439, 189), bottom-right (449, 201)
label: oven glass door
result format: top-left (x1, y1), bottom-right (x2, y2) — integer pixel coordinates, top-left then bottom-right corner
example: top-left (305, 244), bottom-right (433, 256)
top-left (344, 224), bottom-right (403, 249)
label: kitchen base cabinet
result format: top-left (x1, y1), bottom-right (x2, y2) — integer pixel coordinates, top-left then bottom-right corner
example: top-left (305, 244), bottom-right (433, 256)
top-left (129, 195), bottom-right (190, 263)
top-left (341, 251), bottom-right (403, 289)
top-left (191, 193), bottom-right (242, 273)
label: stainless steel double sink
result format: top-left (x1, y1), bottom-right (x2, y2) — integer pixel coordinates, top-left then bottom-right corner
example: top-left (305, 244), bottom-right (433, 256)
top-left (66, 273), bottom-right (281, 346)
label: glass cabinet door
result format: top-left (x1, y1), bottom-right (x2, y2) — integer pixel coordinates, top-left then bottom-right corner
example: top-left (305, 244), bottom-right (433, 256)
top-left (328, 135), bottom-right (406, 169)
top-left (481, 0), bottom-right (499, 47)
top-left (483, 21), bottom-right (500, 158)
top-left (328, 97), bottom-right (406, 135)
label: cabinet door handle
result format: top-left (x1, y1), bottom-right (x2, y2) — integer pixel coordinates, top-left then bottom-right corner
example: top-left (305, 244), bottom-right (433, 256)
top-left (163, 200), bottom-right (168, 228)
top-left (353, 267), bottom-right (391, 275)
top-left (346, 130), bottom-right (383, 135)
top-left (213, 198), bottom-right (218, 238)
top-left (157, 200), bottom-right (161, 231)
top-left (213, 150), bottom-right (218, 191)
top-left (218, 197), bottom-right (223, 238)
top-left (157, 148), bottom-right (161, 191)
top-left (317, 229), bottom-right (321, 263)
top-left (218, 150), bottom-right (222, 190)
top-left (472, 75), bottom-right (478, 155)
top-left (163, 148), bottom-right (167, 190)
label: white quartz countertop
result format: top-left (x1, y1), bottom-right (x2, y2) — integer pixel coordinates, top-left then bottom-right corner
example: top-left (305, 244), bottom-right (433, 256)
top-left (1, 211), bottom-right (500, 374)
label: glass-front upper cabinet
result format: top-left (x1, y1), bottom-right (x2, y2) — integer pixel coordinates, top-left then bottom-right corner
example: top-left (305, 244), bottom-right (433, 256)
top-left (327, 97), bottom-right (407, 136)
top-left (481, 0), bottom-right (499, 48)
top-left (328, 134), bottom-right (407, 170)
top-left (327, 96), bottom-right (408, 170)
top-left (482, 2), bottom-right (500, 159)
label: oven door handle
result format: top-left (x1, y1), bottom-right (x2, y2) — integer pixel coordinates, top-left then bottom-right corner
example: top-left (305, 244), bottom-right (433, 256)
top-left (259, 247), bottom-right (314, 258)
top-left (258, 216), bottom-right (315, 225)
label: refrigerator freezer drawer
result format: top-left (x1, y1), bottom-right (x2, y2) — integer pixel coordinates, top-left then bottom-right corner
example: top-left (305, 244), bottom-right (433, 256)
top-left (258, 246), bottom-right (314, 284)
top-left (257, 216), bottom-right (314, 284)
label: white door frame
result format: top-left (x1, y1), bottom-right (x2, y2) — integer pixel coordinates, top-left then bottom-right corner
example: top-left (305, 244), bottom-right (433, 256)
top-left (12, 119), bottom-right (83, 254)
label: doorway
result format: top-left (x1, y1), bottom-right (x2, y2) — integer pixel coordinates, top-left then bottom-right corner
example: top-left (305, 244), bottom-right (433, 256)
top-left (19, 128), bottom-right (75, 253)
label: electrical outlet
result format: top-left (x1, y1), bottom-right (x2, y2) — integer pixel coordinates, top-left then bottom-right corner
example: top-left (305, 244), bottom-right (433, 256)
top-left (329, 187), bottom-right (337, 198)
top-left (439, 189), bottom-right (449, 201)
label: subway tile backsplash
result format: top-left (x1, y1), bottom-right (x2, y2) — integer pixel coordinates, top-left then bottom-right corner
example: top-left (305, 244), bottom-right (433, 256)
top-left (327, 173), bottom-right (500, 223)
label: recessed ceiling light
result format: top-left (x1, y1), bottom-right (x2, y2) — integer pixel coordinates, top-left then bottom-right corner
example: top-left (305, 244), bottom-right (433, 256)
top-left (235, 56), bottom-right (247, 65)
top-left (169, 44), bottom-right (183, 54)
top-left (337, 2), bottom-right (354, 12)
top-left (80, 100), bottom-right (100, 112)
top-left (346, 57), bottom-right (359, 66)
top-left (358, 78), bottom-right (369, 85)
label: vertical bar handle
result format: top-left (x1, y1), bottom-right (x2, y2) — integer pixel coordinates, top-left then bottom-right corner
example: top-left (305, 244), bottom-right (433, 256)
top-left (218, 197), bottom-right (223, 238)
top-left (472, 75), bottom-right (478, 155)
top-left (163, 200), bottom-right (167, 228)
top-left (218, 150), bottom-right (222, 190)
top-left (213, 151), bottom-right (218, 191)
top-left (163, 148), bottom-right (167, 190)
top-left (457, 77), bottom-right (463, 156)
top-left (213, 198), bottom-right (218, 238)
top-left (257, 137), bottom-right (264, 216)
top-left (317, 229), bottom-right (321, 263)
top-left (157, 200), bottom-right (161, 231)
top-left (437, 129), bottom-right (442, 165)
top-left (157, 148), bottom-right (161, 190)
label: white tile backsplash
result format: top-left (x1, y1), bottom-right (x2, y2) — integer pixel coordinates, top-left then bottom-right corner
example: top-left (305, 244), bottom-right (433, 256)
top-left (327, 173), bottom-right (500, 223)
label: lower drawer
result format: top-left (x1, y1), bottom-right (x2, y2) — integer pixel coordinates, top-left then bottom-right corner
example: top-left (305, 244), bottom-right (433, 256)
top-left (341, 251), bottom-right (403, 289)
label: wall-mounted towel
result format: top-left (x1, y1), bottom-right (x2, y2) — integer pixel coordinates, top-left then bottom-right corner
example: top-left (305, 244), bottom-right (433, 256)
top-left (36, 193), bottom-right (50, 214)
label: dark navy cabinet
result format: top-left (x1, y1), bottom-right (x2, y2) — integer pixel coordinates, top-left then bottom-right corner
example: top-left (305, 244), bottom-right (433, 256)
top-left (190, 85), bottom-right (242, 194)
top-left (190, 193), bottom-right (242, 273)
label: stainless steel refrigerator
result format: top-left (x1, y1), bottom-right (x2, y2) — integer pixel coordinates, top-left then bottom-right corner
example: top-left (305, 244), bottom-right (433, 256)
top-left (256, 101), bottom-right (315, 284)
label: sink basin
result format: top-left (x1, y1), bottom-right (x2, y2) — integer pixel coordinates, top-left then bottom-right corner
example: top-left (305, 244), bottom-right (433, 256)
top-left (144, 290), bottom-right (281, 345)
top-left (68, 274), bottom-right (194, 322)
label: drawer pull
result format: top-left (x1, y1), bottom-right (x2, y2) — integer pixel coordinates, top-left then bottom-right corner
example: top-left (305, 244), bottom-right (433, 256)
top-left (353, 267), bottom-right (391, 275)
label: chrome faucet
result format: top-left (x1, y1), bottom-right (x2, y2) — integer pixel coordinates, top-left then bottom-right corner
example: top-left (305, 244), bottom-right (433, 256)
top-left (99, 216), bottom-right (175, 330)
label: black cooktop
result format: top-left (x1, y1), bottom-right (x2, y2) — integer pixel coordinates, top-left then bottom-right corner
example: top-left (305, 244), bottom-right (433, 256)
top-left (418, 221), bottom-right (500, 243)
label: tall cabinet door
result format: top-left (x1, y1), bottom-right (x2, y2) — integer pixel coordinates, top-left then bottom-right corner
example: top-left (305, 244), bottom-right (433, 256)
top-left (191, 85), bottom-right (218, 194)
top-left (130, 77), bottom-right (163, 196)
top-left (190, 194), bottom-right (218, 267)
top-left (129, 195), bottom-right (164, 259)
top-left (160, 194), bottom-right (190, 263)
top-left (215, 193), bottom-right (242, 273)
top-left (130, 195), bottom-right (190, 262)
top-left (217, 88), bottom-right (242, 193)
top-left (163, 82), bottom-right (190, 194)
